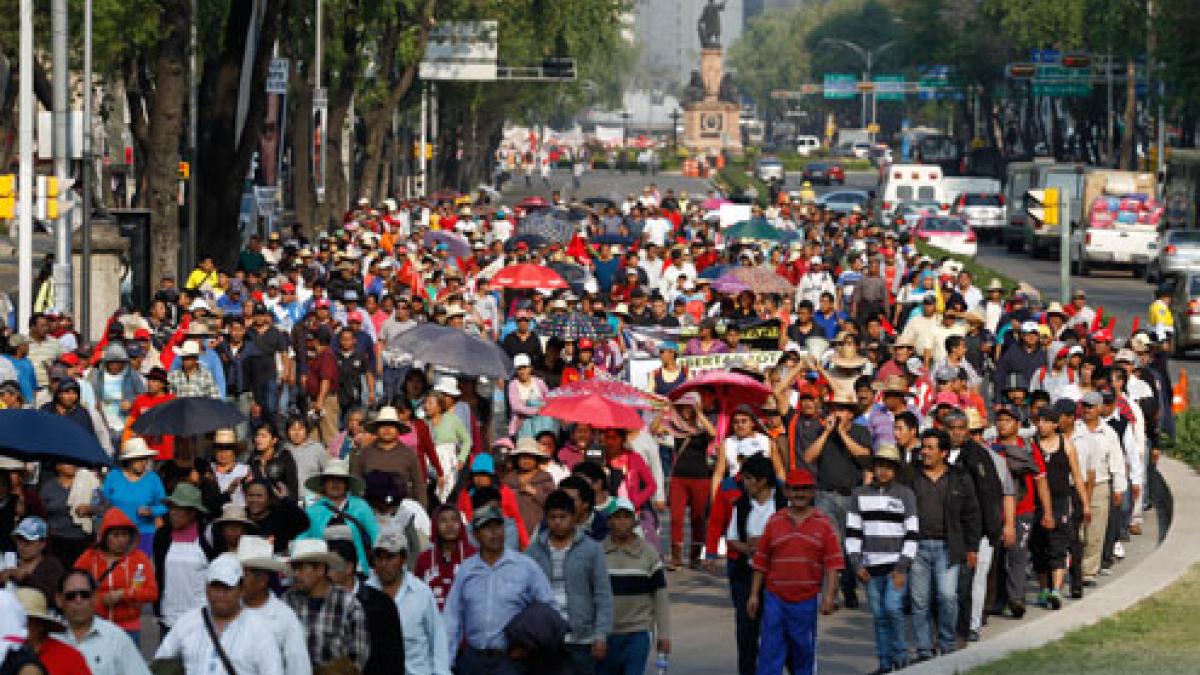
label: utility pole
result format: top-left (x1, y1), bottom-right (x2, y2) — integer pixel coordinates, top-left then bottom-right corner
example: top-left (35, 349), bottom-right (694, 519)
top-left (81, 0), bottom-right (93, 342)
top-left (418, 82), bottom-right (427, 197)
top-left (52, 0), bottom-right (72, 315)
top-left (17, 0), bottom-right (33, 331)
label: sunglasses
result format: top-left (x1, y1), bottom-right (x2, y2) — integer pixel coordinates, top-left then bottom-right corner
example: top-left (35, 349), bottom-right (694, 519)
top-left (63, 590), bottom-right (93, 601)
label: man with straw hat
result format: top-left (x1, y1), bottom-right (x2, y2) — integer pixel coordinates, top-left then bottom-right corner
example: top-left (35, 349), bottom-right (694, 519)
top-left (847, 444), bottom-right (918, 674)
top-left (236, 536), bottom-right (312, 675)
top-left (17, 587), bottom-right (89, 673)
top-left (154, 552), bottom-right (284, 674)
top-left (351, 406), bottom-right (427, 512)
top-left (301, 458), bottom-right (378, 574)
top-left (284, 538), bottom-right (371, 673)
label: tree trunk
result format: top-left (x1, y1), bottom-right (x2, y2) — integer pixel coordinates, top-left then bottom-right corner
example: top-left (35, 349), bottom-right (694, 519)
top-left (1121, 57), bottom-right (1137, 169)
top-left (318, 93), bottom-right (351, 230)
top-left (141, 5), bottom-right (190, 283)
top-left (196, 0), bottom-right (285, 267)
top-left (287, 61), bottom-right (314, 233)
top-left (357, 103), bottom-right (391, 202)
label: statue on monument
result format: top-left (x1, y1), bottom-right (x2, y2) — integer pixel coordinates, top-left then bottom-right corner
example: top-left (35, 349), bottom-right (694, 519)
top-left (683, 70), bottom-right (705, 104)
top-left (697, 0), bottom-right (725, 49)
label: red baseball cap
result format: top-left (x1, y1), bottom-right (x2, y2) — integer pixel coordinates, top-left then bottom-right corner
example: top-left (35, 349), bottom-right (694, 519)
top-left (1091, 330), bottom-right (1112, 342)
top-left (314, 298), bottom-right (331, 309)
top-left (785, 468), bottom-right (817, 488)
top-left (134, 328), bottom-right (152, 340)
top-left (281, 282), bottom-right (296, 292)
top-left (59, 352), bottom-right (81, 366)
top-left (578, 338), bottom-right (595, 350)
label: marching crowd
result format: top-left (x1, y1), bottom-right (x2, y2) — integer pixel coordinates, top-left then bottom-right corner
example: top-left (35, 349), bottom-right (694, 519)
top-left (0, 182), bottom-right (1179, 675)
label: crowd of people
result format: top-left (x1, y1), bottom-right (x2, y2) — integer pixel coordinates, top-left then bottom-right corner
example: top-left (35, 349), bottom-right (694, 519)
top-left (0, 181), bottom-right (1179, 675)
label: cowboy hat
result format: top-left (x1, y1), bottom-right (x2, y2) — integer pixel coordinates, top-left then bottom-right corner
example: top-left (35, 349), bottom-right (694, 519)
top-left (965, 407), bottom-right (988, 431)
top-left (119, 437), bottom-right (158, 462)
top-left (368, 406), bottom-right (409, 431)
top-left (1045, 302), bottom-right (1066, 316)
top-left (831, 353), bottom-right (868, 369)
top-left (828, 390), bottom-right (860, 407)
top-left (304, 458), bottom-right (366, 496)
top-left (287, 538), bottom-right (346, 572)
top-left (15, 588), bottom-right (65, 632)
top-left (872, 375), bottom-right (911, 395)
top-left (985, 278), bottom-right (1005, 292)
top-left (433, 376), bottom-right (461, 397)
top-left (177, 340), bottom-right (202, 357)
top-left (214, 502), bottom-right (252, 527)
top-left (512, 437), bottom-right (548, 459)
top-left (236, 535), bottom-right (286, 573)
top-left (872, 443), bottom-right (904, 467)
top-left (212, 428), bottom-right (240, 446)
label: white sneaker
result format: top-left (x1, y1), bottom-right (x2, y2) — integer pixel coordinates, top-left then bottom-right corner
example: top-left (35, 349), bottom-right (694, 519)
top-left (1114, 542), bottom-right (1126, 559)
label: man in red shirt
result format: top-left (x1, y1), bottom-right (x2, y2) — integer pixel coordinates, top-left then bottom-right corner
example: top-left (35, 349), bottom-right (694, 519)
top-left (747, 467), bottom-right (843, 675)
top-left (304, 328), bottom-right (340, 443)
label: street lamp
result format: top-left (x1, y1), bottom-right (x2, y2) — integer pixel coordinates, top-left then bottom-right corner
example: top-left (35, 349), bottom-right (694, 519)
top-left (669, 108), bottom-right (681, 149)
top-left (820, 38), bottom-right (898, 137)
top-left (620, 111), bottom-right (631, 174)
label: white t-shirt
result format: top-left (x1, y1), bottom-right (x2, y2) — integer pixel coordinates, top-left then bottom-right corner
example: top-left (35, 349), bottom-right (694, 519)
top-left (160, 540), bottom-right (209, 628)
top-left (722, 433), bottom-right (773, 478)
top-left (644, 217), bottom-right (673, 247)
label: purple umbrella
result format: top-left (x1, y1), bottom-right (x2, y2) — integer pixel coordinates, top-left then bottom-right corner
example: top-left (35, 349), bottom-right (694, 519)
top-left (422, 230), bottom-right (471, 259)
top-left (712, 273), bottom-right (751, 294)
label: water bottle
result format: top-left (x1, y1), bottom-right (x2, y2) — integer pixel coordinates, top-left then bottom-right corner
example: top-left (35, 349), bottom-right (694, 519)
top-left (654, 652), bottom-right (669, 674)
top-left (132, 563), bottom-right (146, 591)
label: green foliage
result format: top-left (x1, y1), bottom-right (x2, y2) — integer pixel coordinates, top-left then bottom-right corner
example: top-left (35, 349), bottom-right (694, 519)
top-left (914, 241), bottom-right (1018, 291)
top-left (1166, 409), bottom-right (1200, 471)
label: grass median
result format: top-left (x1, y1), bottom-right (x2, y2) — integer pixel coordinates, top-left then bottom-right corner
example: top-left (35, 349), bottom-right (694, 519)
top-left (968, 565), bottom-right (1200, 675)
top-left (915, 241), bottom-right (1019, 293)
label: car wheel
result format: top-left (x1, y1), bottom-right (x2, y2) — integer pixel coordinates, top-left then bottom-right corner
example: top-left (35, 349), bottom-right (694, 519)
top-left (1173, 335), bottom-right (1186, 359)
top-left (1006, 235), bottom-right (1022, 252)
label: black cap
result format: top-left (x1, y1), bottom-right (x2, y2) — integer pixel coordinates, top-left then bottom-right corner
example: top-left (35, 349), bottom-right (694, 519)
top-left (1036, 406), bottom-right (1059, 422)
top-left (995, 404), bottom-right (1022, 420)
top-left (252, 303), bottom-right (270, 316)
top-left (1052, 399), bottom-right (1079, 417)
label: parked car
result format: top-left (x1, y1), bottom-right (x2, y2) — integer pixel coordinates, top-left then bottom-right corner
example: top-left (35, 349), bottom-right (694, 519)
top-left (868, 145), bottom-right (894, 168)
top-left (890, 200), bottom-right (943, 231)
top-left (756, 156), bottom-right (786, 183)
top-left (802, 161), bottom-right (845, 186)
top-left (851, 142), bottom-right (872, 159)
top-left (796, 135), bottom-right (822, 156)
top-left (1147, 229), bottom-right (1200, 283)
top-left (913, 215), bottom-right (977, 256)
top-left (1163, 270), bottom-right (1200, 357)
top-left (814, 190), bottom-right (871, 215)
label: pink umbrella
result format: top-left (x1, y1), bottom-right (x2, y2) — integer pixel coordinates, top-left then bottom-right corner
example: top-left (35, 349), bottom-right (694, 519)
top-left (702, 197), bottom-right (732, 210)
top-left (540, 393), bottom-right (645, 430)
top-left (668, 370), bottom-right (772, 447)
top-left (492, 263), bottom-right (569, 290)
top-left (546, 376), bottom-right (664, 409)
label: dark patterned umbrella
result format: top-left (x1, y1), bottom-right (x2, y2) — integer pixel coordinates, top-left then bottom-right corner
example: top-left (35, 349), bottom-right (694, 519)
top-left (505, 233), bottom-right (550, 252)
top-left (517, 211), bottom-right (575, 243)
top-left (422, 230), bottom-right (471, 258)
top-left (536, 312), bottom-right (614, 341)
top-left (131, 398), bottom-right (247, 437)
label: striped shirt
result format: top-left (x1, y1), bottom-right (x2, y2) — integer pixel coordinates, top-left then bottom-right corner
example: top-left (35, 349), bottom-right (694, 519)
top-left (846, 482), bottom-right (919, 574)
top-left (752, 509), bottom-right (844, 603)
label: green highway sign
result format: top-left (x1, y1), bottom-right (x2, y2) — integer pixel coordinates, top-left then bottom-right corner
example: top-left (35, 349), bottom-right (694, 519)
top-left (874, 74), bottom-right (906, 101)
top-left (823, 73), bottom-right (857, 100)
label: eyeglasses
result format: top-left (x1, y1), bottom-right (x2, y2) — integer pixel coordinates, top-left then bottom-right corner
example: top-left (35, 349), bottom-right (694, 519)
top-left (63, 590), bottom-right (93, 601)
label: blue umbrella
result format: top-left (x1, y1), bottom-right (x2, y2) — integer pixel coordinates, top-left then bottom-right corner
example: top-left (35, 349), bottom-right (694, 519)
top-left (505, 233), bottom-right (550, 252)
top-left (422, 230), bottom-right (471, 259)
top-left (548, 262), bottom-right (588, 294)
top-left (699, 264), bottom-right (731, 280)
top-left (0, 409), bottom-right (112, 467)
top-left (388, 324), bottom-right (514, 379)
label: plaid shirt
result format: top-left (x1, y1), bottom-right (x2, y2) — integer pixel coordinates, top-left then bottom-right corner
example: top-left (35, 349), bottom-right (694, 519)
top-left (284, 584), bottom-right (370, 671)
top-left (166, 366), bottom-right (221, 399)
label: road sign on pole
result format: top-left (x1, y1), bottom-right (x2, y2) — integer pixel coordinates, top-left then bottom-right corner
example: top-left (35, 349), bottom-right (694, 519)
top-left (874, 74), bottom-right (905, 101)
top-left (823, 74), bottom-right (856, 100)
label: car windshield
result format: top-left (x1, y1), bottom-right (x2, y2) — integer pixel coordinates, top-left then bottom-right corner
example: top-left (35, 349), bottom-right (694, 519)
top-left (963, 194), bottom-right (1002, 206)
top-left (1168, 231), bottom-right (1200, 244)
top-left (827, 193), bottom-right (866, 204)
top-left (922, 217), bottom-right (965, 233)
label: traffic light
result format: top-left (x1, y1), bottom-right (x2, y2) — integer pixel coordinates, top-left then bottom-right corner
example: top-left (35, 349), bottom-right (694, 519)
top-left (0, 174), bottom-right (14, 220)
top-left (178, 161), bottom-right (190, 179)
top-left (36, 175), bottom-right (59, 220)
top-left (1026, 187), bottom-right (1060, 227)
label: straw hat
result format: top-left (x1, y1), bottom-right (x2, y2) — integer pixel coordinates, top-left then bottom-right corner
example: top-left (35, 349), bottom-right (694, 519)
top-left (237, 535), bottom-right (286, 573)
top-left (872, 443), bottom-right (904, 467)
top-left (304, 458), bottom-right (366, 496)
top-left (214, 502), bottom-right (252, 527)
top-left (512, 437), bottom-right (549, 459)
top-left (986, 279), bottom-right (1005, 292)
top-left (828, 390), bottom-right (860, 407)
top-left (177, 340), bottom-right (202, 357)
top-left (15, 588), bottom-right (65, 631)
top-left (119, 437), bottom-right (157, 462)
top-left (872, 375), bottom-right (911, 395)
top-left (212, 428), bottom-right (240, 446)
top-left (287, 539), bottom-right (346, 572)
top-left (368, 406), bottom-right (409, 431)
top-left (433, 376), bottom-right (461, 397)
top-left (965, 407), bottom-right (988, 431)
top-left (830, 353), bottom-right (868, 369)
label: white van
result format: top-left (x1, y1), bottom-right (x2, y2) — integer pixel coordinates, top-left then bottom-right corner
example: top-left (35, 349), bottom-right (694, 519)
top-left (881, 164), bottom-right (945, 226)
top-left (795, 135), bottom-right (821, 156)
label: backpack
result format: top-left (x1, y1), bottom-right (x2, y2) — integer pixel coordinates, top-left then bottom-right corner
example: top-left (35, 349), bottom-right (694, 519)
top-left (334, 351), bottom-right (365, 408)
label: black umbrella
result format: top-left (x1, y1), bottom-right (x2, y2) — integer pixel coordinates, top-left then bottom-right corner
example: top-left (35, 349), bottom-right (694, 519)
top-left (388, 324), bottom-right (514, 379)
top-left (591, 233), bottom-right (635, 247)
top-left (548, 261), bottom-right (588, 294)
top-left (517, 211), bottom-right (575, 243)
top-left (505, 233), bottom-right (550, 252)
top-left (0, 410), bottom-right (112, 467)
top-left (131, 397), bottom-right (247, 436)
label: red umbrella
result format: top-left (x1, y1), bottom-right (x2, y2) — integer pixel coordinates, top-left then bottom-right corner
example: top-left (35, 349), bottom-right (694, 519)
top-left (518, 196), bottom-right (550, 209)
top-left (546, 376), bottom-right (664, 409)
top-left (492, 263), bottom-right (569, 290)
top-left (540, 393), bottom-right (645, 430)
top-left (668, 370), bottom-right (772, 445)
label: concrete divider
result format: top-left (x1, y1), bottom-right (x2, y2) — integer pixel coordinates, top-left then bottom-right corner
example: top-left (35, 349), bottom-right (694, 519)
top-left (905, 457), bottom-right (1198, 674)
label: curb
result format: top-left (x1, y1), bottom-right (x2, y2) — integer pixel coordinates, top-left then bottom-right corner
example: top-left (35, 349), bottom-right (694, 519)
top-left (904, 457), bottom-right (1197, 674)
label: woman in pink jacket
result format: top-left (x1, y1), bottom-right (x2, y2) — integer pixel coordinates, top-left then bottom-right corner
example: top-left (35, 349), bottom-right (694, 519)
top-left (600, 427), bottom-right (660, 550)
top-left (507, 354), bottom-right (555, 438)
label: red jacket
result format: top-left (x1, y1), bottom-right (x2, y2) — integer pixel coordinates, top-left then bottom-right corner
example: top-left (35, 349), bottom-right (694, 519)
top-left (456, 481), bottom-right (531, 549)
top-left (74, 509), bottom-right (159, 631)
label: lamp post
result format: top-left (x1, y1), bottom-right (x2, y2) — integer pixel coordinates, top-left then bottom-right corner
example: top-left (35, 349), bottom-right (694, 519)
top-left (820, 38), bottom-right (898, 136)
top-left (669, 108), bottom-right (681, 149)
top-left (620, 111), bottom-right (631, 174)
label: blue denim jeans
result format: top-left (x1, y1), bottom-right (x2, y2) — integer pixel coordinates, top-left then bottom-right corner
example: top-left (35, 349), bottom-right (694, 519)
top-left (866, 572), bottom-right (909, 669)
top-left (600, 631), bottom-right (651, 675)
top-left (910, 539), bottom-right (959, 655)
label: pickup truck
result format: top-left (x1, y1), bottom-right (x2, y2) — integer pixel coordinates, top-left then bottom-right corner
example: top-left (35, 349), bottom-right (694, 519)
top-left (1071, 226), bottom-right (1156, 277)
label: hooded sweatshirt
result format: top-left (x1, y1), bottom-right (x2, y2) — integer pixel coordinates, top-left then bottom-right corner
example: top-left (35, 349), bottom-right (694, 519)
top-left (413, 505), bottom-right (477, 612)
top-left (454, 454), bottom-right (530, 548)
top-left (74, 509), bottom-right (160, 630)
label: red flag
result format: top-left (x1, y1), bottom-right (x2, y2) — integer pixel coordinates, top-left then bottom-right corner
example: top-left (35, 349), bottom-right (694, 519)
top-left (880, 315), bottom-right (897, 336)
top-left (1091, 306), bottom-right (1105, 333)
top-left (1131, 317), bottom-right (1140, 335)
